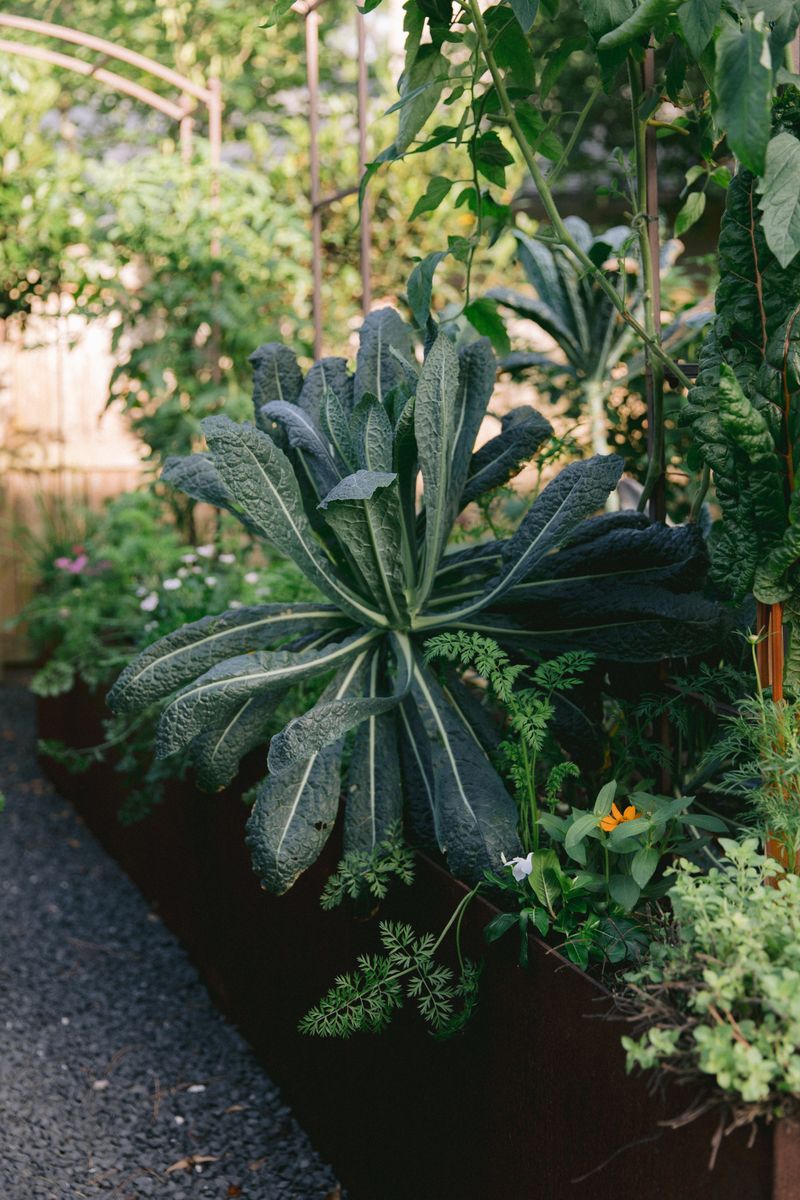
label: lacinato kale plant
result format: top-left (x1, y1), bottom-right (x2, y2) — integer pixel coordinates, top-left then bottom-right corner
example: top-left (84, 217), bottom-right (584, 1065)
top-left (109, 306), bottom-right (725, 893)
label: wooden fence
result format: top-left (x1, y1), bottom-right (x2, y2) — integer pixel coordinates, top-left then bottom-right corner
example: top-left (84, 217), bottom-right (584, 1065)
top-left (0, 299), bottom-right (143, 665)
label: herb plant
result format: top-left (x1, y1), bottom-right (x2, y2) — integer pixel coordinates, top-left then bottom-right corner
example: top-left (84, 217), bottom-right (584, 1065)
top-left (109, 305), bottom-right (725, 894)
top-left (620, 841), bottom-right (800, 1148)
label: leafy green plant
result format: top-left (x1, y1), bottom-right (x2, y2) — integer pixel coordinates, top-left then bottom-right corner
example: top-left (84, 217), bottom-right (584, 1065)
top-left (620, 840), bottom-right (800, 1148)
top-left (684, 129), bottom-right (800, 679)
top-left (489, 221), bottom-right (639, 457)
top-left (320, 822), bottom-right (416, 910)
top-left (424, 631), bottom-right (591, 848)
top-left (109, 304), bottom-right (725, 894)
top-left (300, 912), bottom-right (482, 1039)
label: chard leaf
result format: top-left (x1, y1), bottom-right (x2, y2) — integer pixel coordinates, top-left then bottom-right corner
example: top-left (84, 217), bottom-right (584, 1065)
top-left (410, 654), bottom-right (522, 882)
top-left (156, 629), bottom-right (379, 759)
top-left (108, 604), bottom-right (346, 713)
top-left (202, 416), bottom-right (387, 627)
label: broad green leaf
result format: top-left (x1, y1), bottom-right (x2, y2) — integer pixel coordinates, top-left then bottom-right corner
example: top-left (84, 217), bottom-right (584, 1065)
top-left (529, 849), bottom-right (562, 910)
top-left (394, 43), bottom-right (446, 155)
top-left (631, 846), bottom-right (660, 888)
top-left (459, 406), bottom-right (552, 508)
top-left (471, 130), bottom-right (514, 187)
top-left (344, 654), bottom-right (403, 854)
top-left (156, 629), bottom-right (379, 759)
top-left (108, 604), bottom-right (346, 713)
top-left (161, 454), bottom-right (259, 535)
top-left (464, 299), bottom-right (510, 355)
top-left (410, 655), bottom-right (521, 882)
top-left (415, 332), bottom-right (460, 604)
top-left (597, 0), bottom-right (679, 50)
top-left (351, 394), bottom-right (396, 472)
top-left (320, 386), bottom-right (357, 470)
top-left (246, 668), bottom-right (356, 894)
top-left (397, 697), bottom-right (437, 848)
top-left (674, 190), bottom-right (706, 237)
top-left (593, 780), bottom-right (617, 816)
top-left (191, 692), bottom-right (279, 792)
top-left (320, 472), bottom-right (407, 623)
top-left (578, 0), bottom-right (635, 39)
top-left (353, 308), bottom-right (415, 404)
top-left (407, 249), bottom-right (449, 329)
top-left (757, 131), bottom-right (800, 268)
top-left (678, 0), bottom-right (720, 58)
top-left (202, 416), bottom-right (387, 627)
top-left (715, 20), bottom-right (772, 175)
top-left (410, 175), bottom-right (454, 220)
top-left (564, 811), bottom-right (602, 855)
top-left (484, 912), bottom-right (518, 941)
top-left (261, 400), bottom-right (341, 493)
top-left (684, 812), bottom-right (728, 832)
top-left (609, 874), bottom-right (641, 910)
top-left (448, 340), bottom-right (498, 514)
top-left (249, 343), bottom-right (303, 429)
top-left (430, 454), bottom-right (623, 625)
top-left (318, 469), bottom-right (398, 508)
top-left (510, 0), bottom-right (539, 33)
top-left (261, 0), bottom-right (295, 28)
top-left (297, 356), bottom-right (354, 421)
top-left (609, 816), bottom-right (650, 844)
top-left (268, 634), bottom-right (412, 776)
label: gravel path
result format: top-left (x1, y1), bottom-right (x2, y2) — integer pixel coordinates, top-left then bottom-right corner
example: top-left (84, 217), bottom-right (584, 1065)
top-left (0, 684), bottom-right (345, 1200)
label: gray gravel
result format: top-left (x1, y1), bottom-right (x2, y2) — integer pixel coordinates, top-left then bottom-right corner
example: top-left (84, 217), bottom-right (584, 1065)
top-left (0, 684), bottom-right (344, 1200)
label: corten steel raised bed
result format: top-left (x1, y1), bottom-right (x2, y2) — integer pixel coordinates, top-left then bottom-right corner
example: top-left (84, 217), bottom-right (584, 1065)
top-left (37, 685), bottom-right (792, 1200)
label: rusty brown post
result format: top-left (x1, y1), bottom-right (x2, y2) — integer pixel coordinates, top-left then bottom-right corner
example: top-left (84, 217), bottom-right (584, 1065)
top-left (643, 44), bottom-right (665, 524)
top-left (357, 11), bottom-right (372, 317)
top-left (305, 7), bottom-right (324, 358)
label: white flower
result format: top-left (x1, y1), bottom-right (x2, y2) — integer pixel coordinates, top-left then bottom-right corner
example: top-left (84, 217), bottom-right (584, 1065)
top-left (229, 599), bottom-right (243, 609)
top-left (135, 586), bottom-right (147, 597)
top-left (244, 571), bottom-right (259, 585)
top-left (144, 620), bottom-right (157, 632)
top-left (163, 577), bottom-right (182, 591)
top-left (204, 576), bottom-right (217, 587)
top-left (181, 553), bottom-right (197, 565)
top-left (218, 552), bottom-right (235, 564)
top-left (140, 592), bottom-right (159, 612)
top-left (196, 544), bottom-right (215, 558)
top-left (501, 851), bottom-right (534, 882)
top-left (177, 567), bottom-right (188, 579)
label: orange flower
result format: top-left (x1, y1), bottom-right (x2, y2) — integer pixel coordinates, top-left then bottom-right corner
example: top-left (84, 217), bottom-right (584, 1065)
top-left (599, 801), bottom-right (640, 833)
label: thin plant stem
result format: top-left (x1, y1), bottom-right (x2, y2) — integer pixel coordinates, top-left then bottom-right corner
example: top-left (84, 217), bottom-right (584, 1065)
top-left (546, 81), bottom-right (603, 189)
top-left (464, 0), bottom-right (692, 390)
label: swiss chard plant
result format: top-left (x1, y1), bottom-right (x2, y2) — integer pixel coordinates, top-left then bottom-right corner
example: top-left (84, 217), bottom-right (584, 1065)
top-left (685, 101), bottom-right (800, 694)
top-left (109, 305), bottom-right (726, 894)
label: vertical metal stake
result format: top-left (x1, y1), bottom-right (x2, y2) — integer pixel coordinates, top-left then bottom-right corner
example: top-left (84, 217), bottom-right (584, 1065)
top-left (356, 11), bottom-right (372, 317)
top-left (643, 45), bottom-right (665, 524)
top-left (306, 9), bottom-right (323, 358)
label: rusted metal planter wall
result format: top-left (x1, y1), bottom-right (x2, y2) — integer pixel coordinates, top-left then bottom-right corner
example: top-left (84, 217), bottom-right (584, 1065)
top-left (37, 686), bottom-right (778, 1200)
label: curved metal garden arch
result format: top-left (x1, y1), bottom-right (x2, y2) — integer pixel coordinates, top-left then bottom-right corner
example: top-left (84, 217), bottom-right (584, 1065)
top-left (0, 9), bottom-right (372, 354)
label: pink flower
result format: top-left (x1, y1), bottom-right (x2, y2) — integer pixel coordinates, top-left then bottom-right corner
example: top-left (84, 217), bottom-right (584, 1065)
top-left (54, 557), bottom-right (72, 570)
top-left (68, 554), bottom-right (89, 574)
